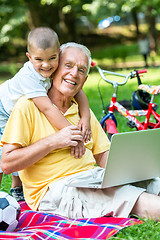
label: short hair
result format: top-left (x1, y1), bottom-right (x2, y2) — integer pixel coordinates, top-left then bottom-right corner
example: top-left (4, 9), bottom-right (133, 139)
top-left (27, 27), bottom-right (60, 53)
top-left (60, 42), bottom-right (91, 75)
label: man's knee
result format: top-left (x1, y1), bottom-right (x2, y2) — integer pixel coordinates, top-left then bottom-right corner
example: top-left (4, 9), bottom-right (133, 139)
top-left (131, 192), bottom-right (160, 221)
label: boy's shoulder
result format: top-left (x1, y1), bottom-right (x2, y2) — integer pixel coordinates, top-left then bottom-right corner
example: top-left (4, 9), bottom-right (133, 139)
top-left (19, 61), bottom-right (33, 74)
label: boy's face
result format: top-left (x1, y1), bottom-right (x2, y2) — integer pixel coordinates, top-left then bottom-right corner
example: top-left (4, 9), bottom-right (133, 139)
top-left (26, 46), bottom-right (60, 78)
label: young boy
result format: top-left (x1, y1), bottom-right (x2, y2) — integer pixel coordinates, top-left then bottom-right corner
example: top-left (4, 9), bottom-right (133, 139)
top-left (0, 27), bottom-right (91, 201)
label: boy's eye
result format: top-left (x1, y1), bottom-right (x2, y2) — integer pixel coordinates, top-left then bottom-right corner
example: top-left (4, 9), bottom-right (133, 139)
top-left (35, 58), bottom-right (42, 61)
top-left (50, 56), bottom-right (57, 60)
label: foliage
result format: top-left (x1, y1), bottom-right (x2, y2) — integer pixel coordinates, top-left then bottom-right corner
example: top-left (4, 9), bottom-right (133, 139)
top-left (0, 0), bottom-right (160, 57)
top-left (0, 0), bottom-right (27, 47)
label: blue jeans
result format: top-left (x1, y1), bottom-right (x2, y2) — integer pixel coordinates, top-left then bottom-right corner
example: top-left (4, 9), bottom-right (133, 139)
top-left (0, 99), bottom-right (18, 175)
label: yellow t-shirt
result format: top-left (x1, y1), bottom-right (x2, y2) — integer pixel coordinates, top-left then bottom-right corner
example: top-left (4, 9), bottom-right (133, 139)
top-left (1, 96), bottom-right (110, 210)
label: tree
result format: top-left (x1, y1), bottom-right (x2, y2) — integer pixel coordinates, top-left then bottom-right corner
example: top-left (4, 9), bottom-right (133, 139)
top-left (0, 0), bottom-right (94, 51)
top-left (39, 0), bottom-right (94, 42)
top-left (1, 0), bottom-right (160, 60)
top-left (0, 0), bottom-right (27, 50)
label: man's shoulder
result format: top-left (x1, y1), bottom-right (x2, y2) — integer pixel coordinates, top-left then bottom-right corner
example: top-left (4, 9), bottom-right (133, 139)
top-left (15, 96), bottom-right (35, 110)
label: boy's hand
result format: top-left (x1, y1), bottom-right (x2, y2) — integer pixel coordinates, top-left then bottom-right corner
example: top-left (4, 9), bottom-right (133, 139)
top-left (78, 118), bottom-right (91, 142)
top-left (71, 140), bottom-right (86, 159)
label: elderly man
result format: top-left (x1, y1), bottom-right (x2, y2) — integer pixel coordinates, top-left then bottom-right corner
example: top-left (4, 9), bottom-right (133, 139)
top-left (1, 42), bottom-right (160, 220)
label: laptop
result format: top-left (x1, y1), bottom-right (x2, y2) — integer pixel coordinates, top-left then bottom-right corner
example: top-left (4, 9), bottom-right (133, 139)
top-left (67, 128), bottom-right (160, 189)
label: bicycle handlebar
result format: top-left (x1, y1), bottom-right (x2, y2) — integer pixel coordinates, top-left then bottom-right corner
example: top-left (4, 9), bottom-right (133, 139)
top-left (137, 69), bottom-right (147, 74)
top-left (91, 61), bottom-right (147, 87)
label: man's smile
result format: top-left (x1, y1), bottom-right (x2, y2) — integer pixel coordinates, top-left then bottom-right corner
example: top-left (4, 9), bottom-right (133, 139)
top-left (64, 79), bottom-right (76, 85)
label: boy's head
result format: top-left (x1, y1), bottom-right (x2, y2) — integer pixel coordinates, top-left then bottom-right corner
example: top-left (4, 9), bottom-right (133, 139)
top-left (26, 27), bottom-right (60, 78)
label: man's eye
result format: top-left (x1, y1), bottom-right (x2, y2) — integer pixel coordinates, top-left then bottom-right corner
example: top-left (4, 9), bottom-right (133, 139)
top-left (79, 68), bottom-right (85, 73)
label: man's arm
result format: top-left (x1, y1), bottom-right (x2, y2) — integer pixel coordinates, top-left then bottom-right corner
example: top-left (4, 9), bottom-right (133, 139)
top-left (94, 151), bottom-right (109, 168)
top-left (1, 126), bottom-right (83, 175)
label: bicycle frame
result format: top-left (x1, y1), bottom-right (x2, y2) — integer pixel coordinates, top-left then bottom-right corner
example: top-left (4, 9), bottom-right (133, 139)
top-left (101, 94), bottom-right (160, 135)
top-left (92, 63), bottom-right (160, 135)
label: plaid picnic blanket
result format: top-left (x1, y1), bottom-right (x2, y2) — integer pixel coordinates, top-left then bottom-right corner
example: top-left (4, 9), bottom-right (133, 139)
top-left (0, 201), bottom-right (142, 239)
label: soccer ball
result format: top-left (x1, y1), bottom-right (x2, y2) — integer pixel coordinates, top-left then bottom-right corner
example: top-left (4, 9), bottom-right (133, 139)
top-left (0, 191), bottom-right (21, 231)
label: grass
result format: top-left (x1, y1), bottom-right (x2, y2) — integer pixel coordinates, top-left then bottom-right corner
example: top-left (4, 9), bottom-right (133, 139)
top-left (1, 174), bottom-right (12, 194)
top-left (110, 219), bottom-right (160, 239)
top-left (91, 42), bottom-right (160, 69)
top-left (1, 41), bottom-right (160, 238)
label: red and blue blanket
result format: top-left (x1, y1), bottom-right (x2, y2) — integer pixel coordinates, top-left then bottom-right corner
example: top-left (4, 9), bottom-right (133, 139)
top-left (0, 201), bottom-right (142, 239)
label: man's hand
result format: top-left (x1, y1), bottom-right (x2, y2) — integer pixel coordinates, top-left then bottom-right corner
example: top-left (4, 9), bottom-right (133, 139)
top-left (1, 125), bottom-right (84, 174)
top-left (56, 126), bottom-right (86, 158)
top-left (54, 125), bottom-right (84, 149)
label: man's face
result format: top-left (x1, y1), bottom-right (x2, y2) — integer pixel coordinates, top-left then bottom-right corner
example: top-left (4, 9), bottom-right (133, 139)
top-left (52, 47), bottom-right (88, 97)
top-left (26, 46), bottom-right (60, 78)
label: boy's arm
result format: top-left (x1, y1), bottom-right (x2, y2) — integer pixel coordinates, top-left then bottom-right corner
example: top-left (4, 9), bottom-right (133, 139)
top-left (74, 89), bottom-right (91, 142)
top-left (32, 96), bottom-right (85, 159)
top-left (32, 96), bottom-right (71, 129)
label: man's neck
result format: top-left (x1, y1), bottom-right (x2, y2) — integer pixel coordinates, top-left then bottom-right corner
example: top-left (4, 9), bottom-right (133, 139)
top-left (48, 88), bottom-right (72, 113)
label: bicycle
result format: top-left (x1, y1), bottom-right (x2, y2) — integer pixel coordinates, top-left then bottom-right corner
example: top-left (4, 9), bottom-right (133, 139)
top-left (92, 62), bottom-right (160, 140)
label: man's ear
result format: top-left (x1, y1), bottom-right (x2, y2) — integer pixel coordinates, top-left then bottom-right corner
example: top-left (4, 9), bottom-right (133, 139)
top-left (81, 76), bottom-right (88, 89)
top-left (85, 75), bottom-right (88, 82)
top-left (26, 52), bottom-right (32, 61)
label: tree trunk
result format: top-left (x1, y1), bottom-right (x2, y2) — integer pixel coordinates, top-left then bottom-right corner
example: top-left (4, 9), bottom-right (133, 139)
top-left (24, 0), bottom-right (59, 33)
top-left (24, 0), bottom-right (42, 29)
top-left (65, 11), bottom-right (77, 41)
top-left (132, 7), bottom-right (140, 37)
top-left (58, 7), bottom-right (78, 42)
top-left (146, 6), bottom-right (158, 53)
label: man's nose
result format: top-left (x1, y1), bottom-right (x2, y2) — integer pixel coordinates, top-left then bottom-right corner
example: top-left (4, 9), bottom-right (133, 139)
top-left (70, 66), bottom-right (78, 77)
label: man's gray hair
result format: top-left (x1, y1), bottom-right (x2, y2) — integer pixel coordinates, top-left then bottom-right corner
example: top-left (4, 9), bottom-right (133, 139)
top-left (60, 42), bottom-right (92, 75)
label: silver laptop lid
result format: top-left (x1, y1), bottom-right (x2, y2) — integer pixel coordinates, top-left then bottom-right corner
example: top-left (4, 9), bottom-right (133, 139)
top-left (102, 128), bottom-right (160, 188)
